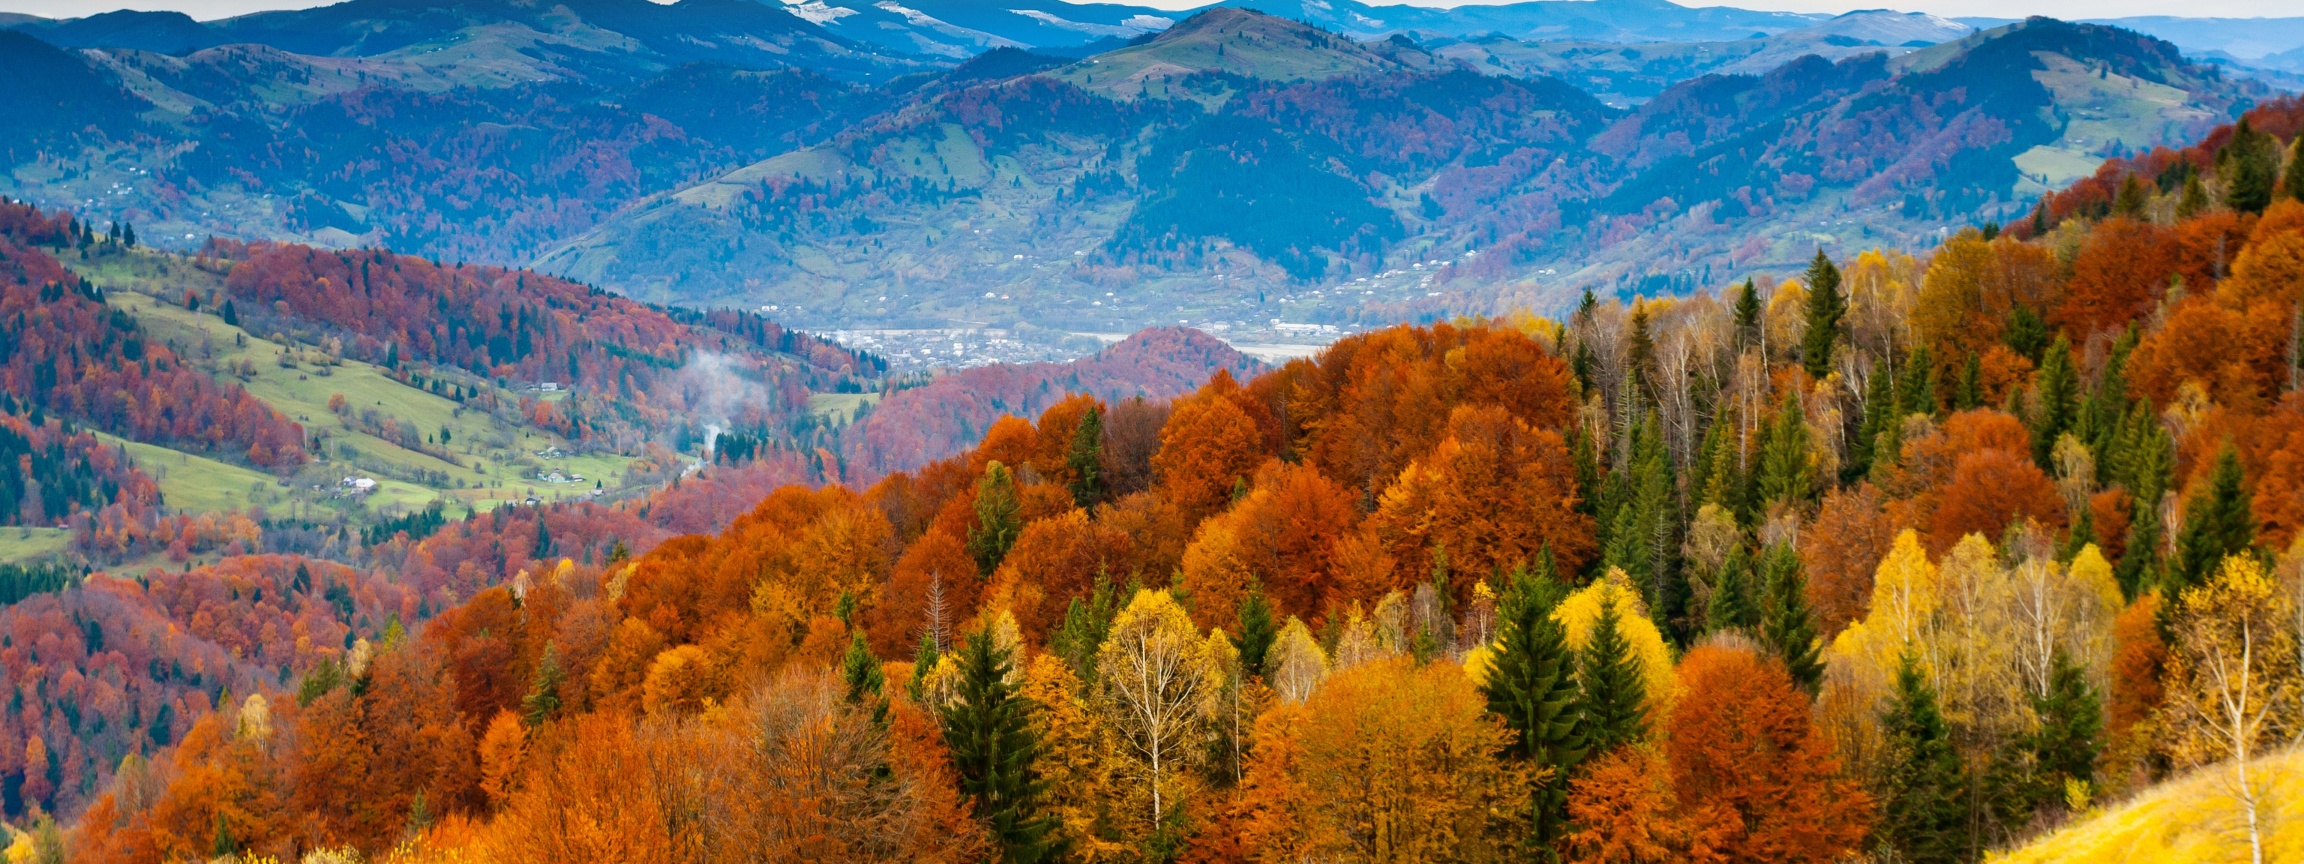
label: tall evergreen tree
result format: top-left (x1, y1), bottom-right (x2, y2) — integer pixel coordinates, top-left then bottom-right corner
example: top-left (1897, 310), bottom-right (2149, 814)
top-left (1801, 250), bottom-right (1847, 378)
top-left (2106, 399), bottom-right (2174, 596)
top-left (1480, 560), bottom-right (1586, 860)
top-left (1733, 277), bottom-right (1762, 350)
top-left (2177, 170), bottom-right (2210, 218)
top-left (522, 643), bottom-right (563, 726)
top-left (942, 629), bottom-right (1059, 863)
top-left (1851, 363), bottom-right (1896, 480)
top-left (841, 631), bottom-right (886, 711)
top-left (2026, 648), bottom-right (2104, 810)
top-left (2112, 174), bottom-right (2149, 218)
top-left (1707, 543), bottom-right (1758, 635)
top-left (2171, 444), bottom-right (2255, 590)
top-left (1876, 655), bottom-right (1969, 864)
top-left (968, 461), bottom-right (1024, 578)
top-left (1049, 573), bottom-right (1119, 685)
top-left (1757, 396), bottom-right (1814, 510)
top-left (2031, 336), bottom-right (2081, 471)
top-left (1627, 303), bottom-right (1658, 406)
top-left (1236, 585), bottom-right (1277, 678)
top-left (1066, 406), bottom-right (1105, 508)
top-left (2223, 117), bottom-right (2279, 214)
top-left (2080, 326), bottom-right (2136, 451)
top-left (1569, 425), bottom-right (1603, 520)
top-left (1900, 343), bottom-right (1936, 418)
top-left (1577, 597), bottom-right (1648, 754)
top-left (1758, 544), bottom-right (1824, 695)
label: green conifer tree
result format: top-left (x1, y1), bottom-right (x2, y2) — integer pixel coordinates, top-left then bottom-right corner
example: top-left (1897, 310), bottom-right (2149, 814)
top-left (1733, 277), bottom-right (1762, 349)
top-left (1900, 343), bottom-right (1936, 418)
top-left (1577, 597), bottom-right (1648, 754)
top-left (1758, 544), bottom-right (1824, 695)
top-left (1480, 560), bottom-right (1586, 859)
top-left (968, 461), bottom-right (1024, 578)
top-left (1236, 585), bottom-right (1277, 678)
top-left (1758, 396), bottom-right (1814, 510)
top-left (2171, 445), bottom-right (2256, 591)
top-left (2031, 336), bottom-right (2081, 470)
top-left (522, 643), bottom-right (563, 726)
top-left (1708, 543), bottom-right (1757, 634)
top-left (2177, 171), bottom-right (2210, 218)
top-left (942, 629), bottom-right (1059, 863)
top-left (2223, 117), bottom-right (2279, 214)
top-left (1067, 405), bottom-right (1105, 508)
top-left (2026, 648), bottom-right (2104, 811)
top-left (1801, 250), bottom-right (1847, 378)
top-left (1876, 655), bottom-right (1969, 864)
top-left (841, 630), bottom-right (886, 715)
top-left (1852, 363), bottom-right (1896, 480)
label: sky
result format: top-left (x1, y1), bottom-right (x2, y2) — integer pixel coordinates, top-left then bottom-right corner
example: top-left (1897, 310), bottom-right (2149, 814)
top-left (1, 0), bottom-right (2298, 22)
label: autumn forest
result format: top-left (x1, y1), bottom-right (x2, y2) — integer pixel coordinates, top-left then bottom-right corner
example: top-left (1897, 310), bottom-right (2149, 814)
top-left (0, 55), bottom-right (2301, 864)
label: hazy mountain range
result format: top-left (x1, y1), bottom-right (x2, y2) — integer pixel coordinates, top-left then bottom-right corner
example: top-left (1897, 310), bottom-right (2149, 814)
top-left (0, 0), bottom-right (2286, 342)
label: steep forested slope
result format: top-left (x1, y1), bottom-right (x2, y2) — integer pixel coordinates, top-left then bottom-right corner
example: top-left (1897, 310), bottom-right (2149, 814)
top-left (33, 96), bottom-right (2304, 864)
top-left (549, 13), bottom-right (2256, 332)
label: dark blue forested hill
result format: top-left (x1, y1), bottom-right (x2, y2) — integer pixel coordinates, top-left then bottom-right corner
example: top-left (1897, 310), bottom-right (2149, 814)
top-left (0, 1), bottom-right (2268, 333)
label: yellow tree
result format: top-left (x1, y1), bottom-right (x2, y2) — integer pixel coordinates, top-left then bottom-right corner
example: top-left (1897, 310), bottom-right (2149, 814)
top-left (2164, 555), bottom-right (2301, 864)
top-left (1020, 653), bottom-right (1131, 863)
top-left (1096, 589), bottom-right (1221, 837)
top-left (1235, 657), bottom-right (1525, 862)
top-left (1267, 617), bottom-right (1329, 703)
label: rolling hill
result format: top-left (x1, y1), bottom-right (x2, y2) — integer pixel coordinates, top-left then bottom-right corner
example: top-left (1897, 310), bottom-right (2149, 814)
top-left (539, 12), bottom-right (2258, 333)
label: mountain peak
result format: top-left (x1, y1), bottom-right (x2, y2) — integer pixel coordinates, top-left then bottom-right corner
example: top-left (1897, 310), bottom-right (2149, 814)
top-left (1050, 7), bottom-right (1437, 101)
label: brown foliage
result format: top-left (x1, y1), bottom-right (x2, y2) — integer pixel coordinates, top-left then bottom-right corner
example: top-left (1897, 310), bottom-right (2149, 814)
top-left (1926, 449), bottom-right (2066, 554)
top-left (1667, 643), bottom-right (1871, 863)
top-left (1370, 405), bottom-right (1594, 592)
top-left (1800, 484), bottom-right (1897, 638)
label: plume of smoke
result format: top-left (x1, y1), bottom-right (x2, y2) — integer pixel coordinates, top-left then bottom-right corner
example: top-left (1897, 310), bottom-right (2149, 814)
top-left (676, 351), bottom-right (772, 457)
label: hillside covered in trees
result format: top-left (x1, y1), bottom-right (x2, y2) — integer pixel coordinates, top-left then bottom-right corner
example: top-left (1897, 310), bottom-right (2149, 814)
top-left (0, 95), bottom-right (2291, 864)
top-left (1, 1), bottom-right (2266, 343)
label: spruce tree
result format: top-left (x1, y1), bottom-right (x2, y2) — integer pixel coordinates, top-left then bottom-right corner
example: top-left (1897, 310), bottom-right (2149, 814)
top-left (2177, 171), bottom-right (2209, 218)
top-left (522, 643), bottom-right (563, 726)
top-left (1733, 277), bottom-right (1761, 349)
top-left (2112, 174), bottom-right (2148, 218)
top-left (968, 461), bottom-right (1024, 578)
top-left (1876, 655), bottom-right (1969, 864)
top-left (907, 632), bottom-right (940, 702)
top-left (2171, 444), bottom-right (2255, 590)
top-left (1236, 585), bottom-right (1277, 678)
top-left (1066, 406), bottom-right (1105, 508)
top-left (1049, 574), bottom-right (1117, 685)
top-left (1707, 543), bottom-right (1757, 635)
top-left (1758, 544), bottom-right (1824, 695)
top-left (1900, 343), bottom-right (1936, 418)
top-left (1851, 363), bottom-right (1896, 480)
top-left (1480, 560), bottom-right (1586, 858)
top-left (942, 629), bottom-right (1059, 864)
top-left (2031, 336), bottom-right (2081, 471)
top-left (2223, 118), bottom-right (2279, 214)
top-left (1757, 396), bottom-right (1814, 510)
top-left (2080, 327), bottom-right (2136, 451)
top-left (1627, 304), bottom-right (1658, 406)
top-left (1801, 250), bottom-right (1847, 378)
top-left (841, 631), bottom-right (885, 710)
top-left (1577, 597), bottom-right (1648, 754)
top-left (2026, 648), bottom-right (2103, 811)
